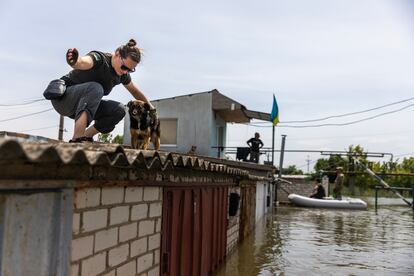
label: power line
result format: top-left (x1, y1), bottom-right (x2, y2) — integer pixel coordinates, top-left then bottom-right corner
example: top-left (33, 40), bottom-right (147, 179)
top-left (250, 96), bottom-right (414, 124)
top-left (18, 125), bottom-right (59, 132)
top-left (0, 98), bottom-right (46, 106)
top-left (244, 102), bottom-right (414, 128)
top-left (282, 96), bottom-right (414, 123)
top-left (0, 108), bottom-right (54, 122)
top-left (394, 153), bottom-right (414, 158)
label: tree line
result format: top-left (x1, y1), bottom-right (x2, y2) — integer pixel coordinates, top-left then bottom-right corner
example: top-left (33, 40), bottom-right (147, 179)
top-left (312, 145), bottom-right (413, 190)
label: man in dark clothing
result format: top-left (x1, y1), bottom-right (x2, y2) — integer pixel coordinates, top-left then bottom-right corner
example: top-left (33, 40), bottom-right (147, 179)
top-left (246, 132), bottom-right (264, 163)
top-left (310, 180), bottom-right (326, 199)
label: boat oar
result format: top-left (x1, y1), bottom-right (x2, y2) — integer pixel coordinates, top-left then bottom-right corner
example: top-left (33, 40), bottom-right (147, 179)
top-left (354, 158), bottom-right (412, 207)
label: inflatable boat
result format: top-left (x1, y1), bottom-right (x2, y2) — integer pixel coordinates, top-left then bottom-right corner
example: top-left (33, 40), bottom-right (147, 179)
top-left (288, 193), bottom-right (368, 210)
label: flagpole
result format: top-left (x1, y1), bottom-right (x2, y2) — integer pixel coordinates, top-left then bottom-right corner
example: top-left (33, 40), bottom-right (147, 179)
top-left (272, 124), bottom-right (275, 165)
top-left (270, 93), bottom-right (279, 166)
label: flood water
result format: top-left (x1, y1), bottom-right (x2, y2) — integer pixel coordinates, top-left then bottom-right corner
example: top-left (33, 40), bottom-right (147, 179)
top-left (214, 199), bottom-right (414, 276)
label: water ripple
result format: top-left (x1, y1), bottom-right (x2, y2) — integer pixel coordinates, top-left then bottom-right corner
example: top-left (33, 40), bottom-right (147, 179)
top-left (214, 204), bottom-right (414, 276)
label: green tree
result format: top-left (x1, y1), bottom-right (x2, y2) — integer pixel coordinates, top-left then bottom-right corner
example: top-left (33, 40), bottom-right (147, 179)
top-left (96, 134), bottom-right (124, 144)
top-left (282, 165), bottom-right (304, 175)
top-left (111, 135), bottom-right (124, 144)
top-left (97, 133), bottom-right (112, 143)
top-left (313, 145), bottom-right (414, 193)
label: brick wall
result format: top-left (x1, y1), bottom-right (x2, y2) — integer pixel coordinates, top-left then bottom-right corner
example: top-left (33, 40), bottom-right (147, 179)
top-left (226, 187), bottom-right (240, 255)
top-left (71, 186), bottom-right (162, 276)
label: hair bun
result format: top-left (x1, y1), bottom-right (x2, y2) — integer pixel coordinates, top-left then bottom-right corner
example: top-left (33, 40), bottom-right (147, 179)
top-left (127, 39), bottom-right (137, 47)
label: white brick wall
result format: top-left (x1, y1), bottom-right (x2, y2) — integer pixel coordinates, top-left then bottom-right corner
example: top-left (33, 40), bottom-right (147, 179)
top-left (95, 228), bottom-right (118, 252)
top-left (227, 187), bottom-right (241, 255)
top-left (139, 220), bottom-right (155, 237)
top-left (119, 222), bottom-right (138, 242)
top-left (117, 260), bottom-right (136, 276)
top-left (71, 263), bottom-right (79, 276)
top-left (125, 187), bottom-right (143, 203)
top-left (81, 252), bottom-right (106, 276)
top-left (131, 204), bottom-right (148, 220)
top-left (147, 266), bottom-right (160, 276)
top-left (137, 253), bottom-right (153, 274)
top-left (110, 206), bottom-right (130, 225)
top-left (108, 244), bottom-right (129, 267)
top-left (74, 188), bottom-right (100, 209)
top-left (130, 237), bottom-right (147, 257)
top-left (72, 235), bottom-right (93, 261)
top-left (71, 186), bottom-right (162, 276)
top-left (83, 209), bottom-right (107, 232)
top-left (149, 202), bottom-right (162, 217)
top-left (143, 187), bottom-right (159, 201)
top-left (148, 233), bottom-right (161, 251)
top-left (102, 187), bottom-right (124, 205)
top-left (72, 213), bottom-right (80, 235)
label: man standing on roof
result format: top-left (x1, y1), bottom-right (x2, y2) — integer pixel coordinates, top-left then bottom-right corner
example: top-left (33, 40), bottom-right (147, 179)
top-left (333, 167), bottom-right (344, 200)
top-left (246, 132), bottom-right (264, 163)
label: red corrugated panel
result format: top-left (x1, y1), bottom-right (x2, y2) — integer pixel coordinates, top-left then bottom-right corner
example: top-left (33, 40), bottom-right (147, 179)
top-left (181, 190), bottom-right (193, 276)
top-left (161, 186), bottom-right (228, 276)
top-left (200, 188), bottom-right (212, 275)
top-left (192, 189), bottom-right (201, 276)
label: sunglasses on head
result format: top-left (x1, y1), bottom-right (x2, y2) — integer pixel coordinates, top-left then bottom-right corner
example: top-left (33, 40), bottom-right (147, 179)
top-left (119, 56), bottom-right (135, 73)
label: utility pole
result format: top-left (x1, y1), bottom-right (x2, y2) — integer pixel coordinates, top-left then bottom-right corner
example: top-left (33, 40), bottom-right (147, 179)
top-left (306, 155), bottom-right (311, 174)
top-left (58, 115), bottom-right (64, 141)
top-left (278, 135), bottom-right (287, 178)
top-left (275, 134), bottom-right (287, 206)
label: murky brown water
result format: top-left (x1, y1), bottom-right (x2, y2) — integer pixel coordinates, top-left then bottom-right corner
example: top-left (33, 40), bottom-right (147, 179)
top-left (214, 200), bottom-right (414, 276)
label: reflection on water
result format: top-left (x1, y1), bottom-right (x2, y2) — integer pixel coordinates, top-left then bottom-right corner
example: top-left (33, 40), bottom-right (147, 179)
top-left (214, 201), bottom-right (414, 276)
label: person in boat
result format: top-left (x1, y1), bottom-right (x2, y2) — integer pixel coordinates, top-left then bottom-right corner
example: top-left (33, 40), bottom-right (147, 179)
top-left (246, 132), bottom-right (264, 163)
top-left (309, 180), bottom-right (326, 199)
top-left (333, 166), bottom-right (344, 200)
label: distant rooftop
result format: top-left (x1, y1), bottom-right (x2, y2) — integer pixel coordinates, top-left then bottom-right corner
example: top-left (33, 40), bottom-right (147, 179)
top-left (153, 89), bottom-right (271, 123)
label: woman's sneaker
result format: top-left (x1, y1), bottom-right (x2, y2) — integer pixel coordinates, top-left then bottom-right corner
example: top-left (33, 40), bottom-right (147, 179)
top-left (69, 136), bottom-right (94, 143)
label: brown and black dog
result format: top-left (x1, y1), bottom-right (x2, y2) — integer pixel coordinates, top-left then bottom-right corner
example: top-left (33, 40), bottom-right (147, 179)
top-left (127, 100), bottom-right (161, 150)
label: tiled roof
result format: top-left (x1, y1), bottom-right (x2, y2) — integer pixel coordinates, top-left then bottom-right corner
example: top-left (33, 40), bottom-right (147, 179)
top-left (0, 139), bottom-right (273, 184)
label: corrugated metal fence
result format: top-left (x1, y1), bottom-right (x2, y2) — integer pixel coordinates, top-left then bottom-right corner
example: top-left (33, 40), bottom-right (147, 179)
top-left (161, 186), bottom-right (228, 276)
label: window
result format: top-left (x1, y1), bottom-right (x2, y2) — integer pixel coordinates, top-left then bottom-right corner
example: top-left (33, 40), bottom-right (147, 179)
top-left (160, 119), bottom-right (177, 145)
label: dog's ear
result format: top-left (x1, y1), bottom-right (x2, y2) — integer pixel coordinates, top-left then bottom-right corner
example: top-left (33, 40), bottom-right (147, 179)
top-left (127, 101), bottom-right (133, 109)
top-left (144, 102), bottom-right (151, 111)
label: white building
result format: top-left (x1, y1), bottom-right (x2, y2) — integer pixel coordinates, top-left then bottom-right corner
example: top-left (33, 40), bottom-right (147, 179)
top-left (123, 89), bottom-right (270, 158)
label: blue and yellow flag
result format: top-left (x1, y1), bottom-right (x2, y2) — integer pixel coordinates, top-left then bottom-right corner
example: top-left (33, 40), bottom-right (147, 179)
top-left (270, 94), bottom-right (279, 126)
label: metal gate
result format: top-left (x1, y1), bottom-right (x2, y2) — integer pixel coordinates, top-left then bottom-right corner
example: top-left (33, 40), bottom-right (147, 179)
top-left (161, 186), bottom-right (228, 276)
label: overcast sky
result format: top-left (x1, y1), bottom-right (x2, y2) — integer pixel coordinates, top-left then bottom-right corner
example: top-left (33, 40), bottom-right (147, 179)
top-left (1, 0), bottom-right (413, 169)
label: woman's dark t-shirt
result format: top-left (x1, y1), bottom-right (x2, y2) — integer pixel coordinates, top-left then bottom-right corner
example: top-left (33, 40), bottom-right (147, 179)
top-left (61, 51), bottom-right (131, 95)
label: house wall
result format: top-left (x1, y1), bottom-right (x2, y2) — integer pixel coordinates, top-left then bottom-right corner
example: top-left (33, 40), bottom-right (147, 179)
top-left (210, 113), bottom-right (227, 158)
top-left (239, 184), bottom-right (256, 241)
top-left (0, 139), bottom-right (275, 276)
top-left (255, 181), bottom-right (269, 223)
top-left (124, 93), bottom-right (214, 156)
top-left (71, 186), bottom-right (162, 276)
top-left (226, 187), bottom-right (240, 255)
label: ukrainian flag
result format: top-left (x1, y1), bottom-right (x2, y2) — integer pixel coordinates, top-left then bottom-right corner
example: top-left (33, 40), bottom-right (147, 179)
top-left (270, 94), bottom-right (279, 126)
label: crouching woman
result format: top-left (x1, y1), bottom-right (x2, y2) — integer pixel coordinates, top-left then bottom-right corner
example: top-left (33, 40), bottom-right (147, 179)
top-left (47, 38), bottom-right (153, 142)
